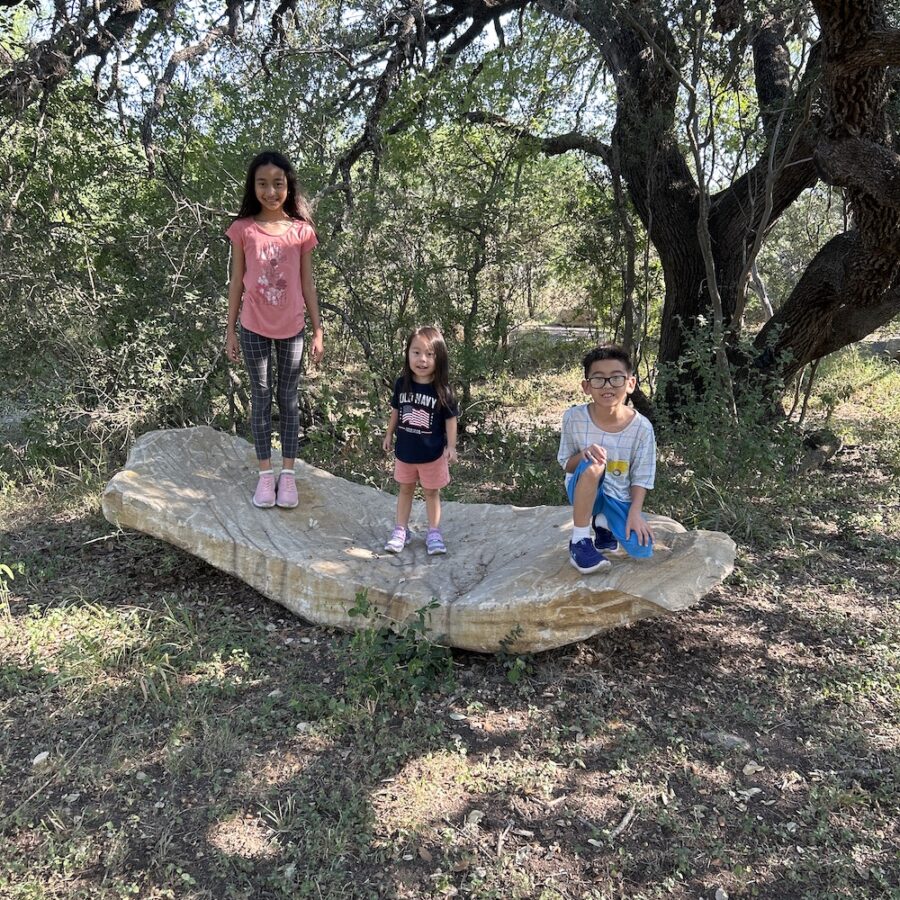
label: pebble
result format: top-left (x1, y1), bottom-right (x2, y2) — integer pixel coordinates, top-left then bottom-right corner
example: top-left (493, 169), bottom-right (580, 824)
top-left (701, 730), bottom-right (751, 752)
top-left (32, 751), bottom-right (50, 769)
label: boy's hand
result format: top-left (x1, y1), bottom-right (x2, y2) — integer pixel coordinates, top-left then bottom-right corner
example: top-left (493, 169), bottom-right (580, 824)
top-left (382, 433), bottom-right (393, 453)
top-left (582, 444), bottom-right (607, 467)
top-left (625, 509), bottom-right (653, 546)
top-left (446, 446), bottom-right (458, 464)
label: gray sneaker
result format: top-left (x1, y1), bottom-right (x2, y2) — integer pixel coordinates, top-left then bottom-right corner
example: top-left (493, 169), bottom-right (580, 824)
top-left (384, 525), bottom-right (408, 553)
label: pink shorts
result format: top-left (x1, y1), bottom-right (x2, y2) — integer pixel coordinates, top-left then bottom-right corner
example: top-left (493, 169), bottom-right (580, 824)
top-left (394, 454), bottom-right (450, 489)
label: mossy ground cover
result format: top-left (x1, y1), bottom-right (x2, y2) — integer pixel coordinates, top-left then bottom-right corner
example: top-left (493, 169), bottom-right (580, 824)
top-left (1, 347), bottom-right (898, 899)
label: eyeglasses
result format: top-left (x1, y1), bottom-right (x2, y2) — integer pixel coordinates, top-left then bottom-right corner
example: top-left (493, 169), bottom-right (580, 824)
top-left (586, 374), bottom-right (628, 388)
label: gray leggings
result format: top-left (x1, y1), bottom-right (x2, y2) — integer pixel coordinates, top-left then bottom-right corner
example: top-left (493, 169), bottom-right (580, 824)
top-left (240, 326), bottom-right (305, 461)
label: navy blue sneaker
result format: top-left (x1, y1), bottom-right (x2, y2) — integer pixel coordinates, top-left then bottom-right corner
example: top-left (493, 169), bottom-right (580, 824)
top-left (569, 537), bottom-right (611, 574)
top-left (592, 516), bottom-right (618, 552)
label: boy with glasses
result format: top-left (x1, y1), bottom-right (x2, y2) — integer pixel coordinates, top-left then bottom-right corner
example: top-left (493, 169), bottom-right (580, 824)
top-left (558, 345), bottom-right (656, 573)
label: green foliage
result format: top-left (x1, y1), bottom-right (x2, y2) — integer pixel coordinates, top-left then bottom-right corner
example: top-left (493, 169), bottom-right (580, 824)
top-left (653, 321), bottom-right (802, 540)
top-left (812, 347), bottom-right (900, 440)
top-left (0, 562), bottom-right (22, 618)
top-left (1, 84), bottom-right (231, 476)
top-left (342, 590), bottom-right (455, 703)
top-left (496, 625), bottom-right (534, 686)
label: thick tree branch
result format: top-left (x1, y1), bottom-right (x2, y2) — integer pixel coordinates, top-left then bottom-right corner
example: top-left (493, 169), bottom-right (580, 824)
top-left (751, 14), bottom-right (791, 135)
top-left (754, 231), bottom-right (900, 380)
top-left (814, 137), bottom-right (900, 207)
top-left (839, 29), bottom-right (900, 69)
top-left (466, 111), bottom-right (611, 163)
top-left (0, 0), bottom-right (154, 113)
top-left (328, 0), bottom-right (527, 205)
top-left (328, 4), bottom-right (419, 203)
top-left (141, 0), bottom-right (243, 174)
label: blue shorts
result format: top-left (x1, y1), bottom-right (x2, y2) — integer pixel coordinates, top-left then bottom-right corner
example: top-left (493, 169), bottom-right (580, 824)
top-left (567, 459), bottom-right (653, 558)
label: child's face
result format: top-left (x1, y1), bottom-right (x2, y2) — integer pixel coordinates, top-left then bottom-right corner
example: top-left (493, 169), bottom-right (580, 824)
top-left (254, 164), bottom-right (289, 213)
top-left (408, 336), bottom-right (437, 382)
top-left (582, 359), bottom-right (636, 409)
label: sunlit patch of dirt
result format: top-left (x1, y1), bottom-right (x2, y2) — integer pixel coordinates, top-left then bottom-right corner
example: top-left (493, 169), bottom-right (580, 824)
top-left (206, 812), bottom-right (279, 859)
top-left (372, 750), bottom-right (471, 835)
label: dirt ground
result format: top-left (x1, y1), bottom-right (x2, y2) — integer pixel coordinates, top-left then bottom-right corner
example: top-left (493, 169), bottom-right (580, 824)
top-left (1, 375), bottom-right (898, 899)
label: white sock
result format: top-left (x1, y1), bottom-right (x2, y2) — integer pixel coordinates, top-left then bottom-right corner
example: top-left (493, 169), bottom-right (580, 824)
top-left (280, 469), bottom-right (295, 478)
top-left (572, 525), bottom-right (591, 543)
top-left (258, 470), bottom-right (274, 479)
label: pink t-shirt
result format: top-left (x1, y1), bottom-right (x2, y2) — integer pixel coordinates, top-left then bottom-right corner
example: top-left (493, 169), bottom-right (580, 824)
top-left (225, 217), bottom-right (318, 339)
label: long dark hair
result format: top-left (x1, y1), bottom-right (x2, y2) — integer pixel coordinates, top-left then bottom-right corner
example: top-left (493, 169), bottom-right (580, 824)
top-left (400, 325), bottom-right (455, 411)
top-left (236, 150), bottom-right (315, 224)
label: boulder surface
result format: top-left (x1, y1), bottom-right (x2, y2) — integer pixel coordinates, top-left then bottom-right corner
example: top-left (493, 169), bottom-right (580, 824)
top-left (101, 427), bottom-right (736, 652)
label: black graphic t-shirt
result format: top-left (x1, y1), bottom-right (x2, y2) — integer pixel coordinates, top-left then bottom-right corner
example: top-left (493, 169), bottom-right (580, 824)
top-left (390, 378), bottom-right (459, 464)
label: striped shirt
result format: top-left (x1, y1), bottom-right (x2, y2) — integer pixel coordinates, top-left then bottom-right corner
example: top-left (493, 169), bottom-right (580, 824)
top-left (557, 405), bottom-right (656, 504)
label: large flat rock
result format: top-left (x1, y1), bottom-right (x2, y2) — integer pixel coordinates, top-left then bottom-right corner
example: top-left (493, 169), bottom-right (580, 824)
top-left (101, 427), bottom-right (735, 653)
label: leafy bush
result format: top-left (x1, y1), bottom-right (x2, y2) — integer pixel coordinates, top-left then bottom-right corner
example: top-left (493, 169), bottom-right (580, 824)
top-left (341, 591), bottom-right (455, 704)
top-left (652, 322), bottom-right (802, 540)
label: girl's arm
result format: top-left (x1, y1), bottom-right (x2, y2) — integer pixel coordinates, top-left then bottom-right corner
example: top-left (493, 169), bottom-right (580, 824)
top-left (225, 242), bottom-right (245, 363)
top-left (300, 249), bottom-right (324, 364)
top-left (445, 415), bottom-right (458, 464)
top-left (382, 409), bottom-right (399, 453)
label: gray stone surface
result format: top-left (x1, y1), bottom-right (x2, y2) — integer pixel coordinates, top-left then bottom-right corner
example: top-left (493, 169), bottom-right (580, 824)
top-left (101, 427), bottom-right (736, 652)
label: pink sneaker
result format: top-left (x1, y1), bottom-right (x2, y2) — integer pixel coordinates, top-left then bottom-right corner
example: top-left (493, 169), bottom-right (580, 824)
top-left (252, 472), bottom-right (276, 508)
top-left (276, 471), bottom-right (298, 508)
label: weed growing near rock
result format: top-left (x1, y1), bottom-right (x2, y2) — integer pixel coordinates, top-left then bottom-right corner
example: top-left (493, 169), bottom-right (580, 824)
top-left (343, 591), bottom-right (456, 704)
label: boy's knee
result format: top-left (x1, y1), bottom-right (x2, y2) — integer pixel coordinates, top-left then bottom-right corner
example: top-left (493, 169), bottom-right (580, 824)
top-left (422, 487), bottom-right (439, 498)
top-left (578, 462), bottom-right (605, 484)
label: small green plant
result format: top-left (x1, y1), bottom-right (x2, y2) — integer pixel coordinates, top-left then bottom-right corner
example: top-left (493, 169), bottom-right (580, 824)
top-left (0, 562), bottom-right (22, 618)
top-left (497, 625), bottom-right (533, 686)
top-left (342, 590), bottom-right (455, 702)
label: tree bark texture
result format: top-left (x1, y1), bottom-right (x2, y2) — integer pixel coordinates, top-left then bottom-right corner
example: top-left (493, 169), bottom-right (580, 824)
top-left (754, 0), bottom-right (900, 378)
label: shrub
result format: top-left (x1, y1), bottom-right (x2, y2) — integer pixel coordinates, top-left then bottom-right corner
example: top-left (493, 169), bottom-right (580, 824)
top-left (341, 591), bottom-right (455, 704)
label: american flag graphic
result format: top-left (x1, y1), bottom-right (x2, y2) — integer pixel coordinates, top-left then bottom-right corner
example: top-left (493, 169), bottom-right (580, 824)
top-left (401, 408), bottom-right (431, 428)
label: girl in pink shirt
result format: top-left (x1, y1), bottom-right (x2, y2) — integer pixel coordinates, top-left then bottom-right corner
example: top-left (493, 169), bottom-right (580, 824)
top-left (225, 150), bottom-right (324, 509)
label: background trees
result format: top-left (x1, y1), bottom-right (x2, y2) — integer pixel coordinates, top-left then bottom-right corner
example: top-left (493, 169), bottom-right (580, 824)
top-left (2, 0), bottom-right (899, 460)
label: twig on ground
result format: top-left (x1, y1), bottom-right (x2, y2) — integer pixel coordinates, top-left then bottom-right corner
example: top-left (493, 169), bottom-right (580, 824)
top-left (608, 804), bottom-right (636, 840)
top-left (496, 823), bottom-right (511, 857)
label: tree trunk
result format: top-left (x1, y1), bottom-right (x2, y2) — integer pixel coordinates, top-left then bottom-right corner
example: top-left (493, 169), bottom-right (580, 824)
top-left (754, 0), bottom-right (900, 383)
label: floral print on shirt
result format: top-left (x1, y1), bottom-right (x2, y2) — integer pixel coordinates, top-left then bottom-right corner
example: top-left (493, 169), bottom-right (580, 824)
top-left (257, 241), bottom-right (288, 306)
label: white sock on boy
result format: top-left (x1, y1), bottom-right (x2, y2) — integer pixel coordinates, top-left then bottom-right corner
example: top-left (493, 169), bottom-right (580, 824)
top-left (571, 525), bottom-right (591, 543)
